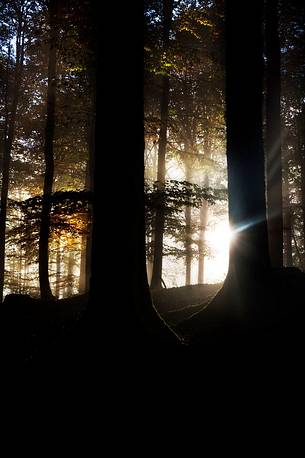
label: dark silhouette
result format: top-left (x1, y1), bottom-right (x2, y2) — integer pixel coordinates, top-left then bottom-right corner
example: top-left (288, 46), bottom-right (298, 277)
top-left (38, 0), bottom-right (58, 300)
top-left (150, 0), bottom-right (174, 290)
top-left (176, 0), bottom-right (274, 342)
top-left (265, 0), bottom-right (283, 268)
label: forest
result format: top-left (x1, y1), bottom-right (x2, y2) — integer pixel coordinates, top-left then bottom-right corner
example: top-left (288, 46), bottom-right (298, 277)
top-left (2, 0), bottom-right (305, 373)
top-left (142, 0), bottom-right (305, 357)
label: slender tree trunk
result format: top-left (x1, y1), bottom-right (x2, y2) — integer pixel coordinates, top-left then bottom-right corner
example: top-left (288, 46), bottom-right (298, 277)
top-left (146, 232), bottom-right (154, 284)
top-left (79, 235), bottom-right (87, 293)
top-left (185, 206), bottom-right (192, 285)
top-left (67, 249), bottom-right (74, 296)
top-left (23, 258), bottom-right (28, 293)
top-left (298, 115), bottom-right (305, 270)
top-left (79, 72), bottom-right (95, 294)
top-left (198, 142), bottom-right (211, 284)
top-left (0, 19), bottom-right (25, 303)
top-left (146, 143), bottom-right (157, 286)
top-left (55, 238), bottom-right (61, 298)
top-left (282, 147), bottom-right (292, 266)
top-left (265, 0), bottom-right (283, 267)
top-left (226, 0), bottom-right (270, 281)
top-left (150, 0), bottom-right (173, 290)
top-left (18, 248), bottom-right (23, 293)
top-left (185, 162), bottom-right (192, 286)
top-left (38, 0), bottom-right (58, 300)
top-left (198, 191), bottom-right (208, 284)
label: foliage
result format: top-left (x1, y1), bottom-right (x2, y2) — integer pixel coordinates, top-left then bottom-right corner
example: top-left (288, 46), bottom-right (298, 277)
top-left (145, 179), bottom-right (227, 259)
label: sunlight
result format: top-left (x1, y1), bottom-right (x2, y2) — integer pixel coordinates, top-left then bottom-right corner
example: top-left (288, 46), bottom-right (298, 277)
top-left (207, 220), bottom-right (233, 250)
top-left (204, 220), bottom-right (232, 283)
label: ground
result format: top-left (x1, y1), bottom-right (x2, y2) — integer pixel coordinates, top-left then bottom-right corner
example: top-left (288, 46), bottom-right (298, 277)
top-left (152, 282), bottom-right (222, 326)
top-left (1, 292), bottom-right (88, 368)
top-left (3, 267), bottom-right (305, 372)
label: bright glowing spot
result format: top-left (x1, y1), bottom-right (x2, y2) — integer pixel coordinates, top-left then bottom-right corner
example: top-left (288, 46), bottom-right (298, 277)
top-left (206, 220), bottom-right (233, 251)
top-left (204, 220), bottom-right (231, 283)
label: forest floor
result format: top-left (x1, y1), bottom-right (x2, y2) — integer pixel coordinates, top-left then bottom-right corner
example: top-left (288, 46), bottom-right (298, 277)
top-left (1, 283), bottom-right (221, 368)
top-left (4, 269), bottom-right (305, 372)
top-left (152, 283), bottom-right (222, 326)
top-left (0, 292), bottom-right (88, 368)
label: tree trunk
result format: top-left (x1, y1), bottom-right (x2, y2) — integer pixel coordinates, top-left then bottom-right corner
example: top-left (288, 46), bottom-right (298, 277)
top-left (38, 0), bottom-right (58, 300)
top-left (185, 162), bottom-right (192, 286)
top-left (79, 235), bottom-right (86, 293)
top-left (67, 249), bottom-right (74, 296)
top-left (79, 69), bottom-right (95, 294)
top-left (55, 238), bottom-right (61, 298)
top-left (298, 114), bottom-right (305, 270)
top-left (185, 206), bottom-right (192, 285)
top-left (282, 148), bottom-right (292, 266)
top-left (88, 0), bottom-right (180, 353)
top-left (225, 0), bottom-right (270, 282)
top-left (150, 0), bottom-right (173, 290)
top-left (198, 142), bottom-right (211, 284)
top-left (146, 232), bottom-right (154, 285)
top-left (0, 18), bottom-right (25, 303)
top-left (198, 194), bottom-right (208, 284)
top-left (265, 0), bottom-right (283, 267)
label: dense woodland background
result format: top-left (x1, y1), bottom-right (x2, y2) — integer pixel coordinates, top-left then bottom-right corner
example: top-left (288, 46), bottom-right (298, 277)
top-left (0, 0), bottom-right (95, 303)
top-left (2, 0), bottom-right (305, 374)
top-left (144, 0), bottom-right (305, 292)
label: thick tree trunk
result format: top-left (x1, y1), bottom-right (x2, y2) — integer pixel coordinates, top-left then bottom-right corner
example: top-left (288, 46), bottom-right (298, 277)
top-left (226, 0), bottom-right (270, 282)
top-left (150, 0), bottom-right (173, 290)
top-left (0, 20), bottom-right (25, 303)
top-left (89, 0), bottom-right (180, 352)
top-left (38, 0), bottom-right (58, 300)
top-left (265, 0), bottom-right (283, 268)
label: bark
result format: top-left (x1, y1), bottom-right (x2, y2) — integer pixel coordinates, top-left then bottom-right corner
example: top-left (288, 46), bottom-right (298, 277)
top-left (265, 0), bottom-right (283, 267)
top-left (38, 0), bottom-right (58, 300)
top-left (150, 0), bottom-right (173, 290)
top-left (225, 0), bottom-right (270, 282)
top-left (87, 0), bottom-right (180, 356)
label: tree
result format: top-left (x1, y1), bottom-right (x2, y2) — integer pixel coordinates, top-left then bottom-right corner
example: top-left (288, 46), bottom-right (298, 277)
top-left (176, 0), bottom-right (274, 344)
top-left (0, 1), bottom-right (27, 303)
top-left (38, 0), bottom-right (58, 299)
top-left (150, 0), bottom-right (174, 290)
top-left (265, 0), bottom-right (283, 268)
top-left (225, 0), bottom-right (270, 284)
top-left (87, 0), bottom-right (181, 354)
